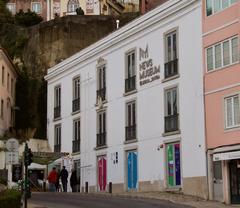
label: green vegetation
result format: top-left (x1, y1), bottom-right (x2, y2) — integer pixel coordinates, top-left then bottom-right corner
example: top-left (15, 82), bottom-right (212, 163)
top-left (15, 9), bottom-right (43, 27)
top-left (0, 189), bottom-right (22, 208)
top-left (0, 178), bottom-right (7, 185)
top-left (0, 0), bottom-right (13, 24)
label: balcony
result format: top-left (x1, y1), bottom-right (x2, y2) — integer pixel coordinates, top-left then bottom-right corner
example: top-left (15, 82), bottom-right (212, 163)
top-left (54, 144), bottom-right (61, 153)
top-left (72, 140), bottom-right (80, 153)
top-left (97, 87), bottom-right (106, 101)
top-left (125, 76), bottom-right (136, 93)
top-left (164, 59), bottom-right (178, 79)
top-left (54, 106), bottom-right (61, 119)
top-left (97, 132), bottom-right (106, 147)
top-left (72, 98), bottom-right (80, 112)
top-left (164, 114), bottom-right (179, 133)
top-left (125, 125), bottom-right (136, 141)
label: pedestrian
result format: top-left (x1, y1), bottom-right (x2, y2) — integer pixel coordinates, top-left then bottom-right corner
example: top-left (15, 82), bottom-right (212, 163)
top-left (55, 170), bottom-right (60, 192)
top-left (70, 169), bottom-right (78, 192)
top-left (60, 166), bottom-right (68, 192)
top-left (47, 167), bottom-right (57, 192)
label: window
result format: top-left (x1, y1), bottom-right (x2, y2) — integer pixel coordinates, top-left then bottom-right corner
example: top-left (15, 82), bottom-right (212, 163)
top-left (97, 65), bottom-right (106, 102)
top-left (125, 50), bottom-right (136, 93)
top-left (166, 142), bottom-right (181, 187)
top-left (72, 77), bottom-right (80, 112)
top-left (2, 66), bottom-right (4, 85)
top-left (97, 110), bottom-right (106, 147)
top-left (164, 30), bottom-right (178, 79)
top-left (206, 36), bottom-right (239, 72)
top-left (73, 118), bottom-right (80, 153)
top-left (206, 0), bottom-right (239, 16)
top-left (54, 124), bottom-right (61, 152)
top-left (67, 0), bottom-right (79, 13)
top-left (7, 73), bottom-right (9, 91)
top-left (164, 87), bottom-right (179, 133)
top-left (1, 100), bottom-right (3, 119)
top-left (11, 78), bottom-right (14, 96)
top-left (6, 3), bottom-right (16, 14)
top-left (31, 2), bottom-right (42, 14)
top-left (54, 86), bottom-right (61, 119)
top-left (126, 101), bottom-right (136, 140)
top-left (225, 95), bottom-right (240, 128)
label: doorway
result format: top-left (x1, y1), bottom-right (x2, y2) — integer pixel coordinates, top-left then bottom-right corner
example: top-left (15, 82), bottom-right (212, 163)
top-left (97, 155), bottom-right (107, 191)
top-left (127, 150), bottom-right (138, 190)
top-left (230, 160), bottom-right (240, 204)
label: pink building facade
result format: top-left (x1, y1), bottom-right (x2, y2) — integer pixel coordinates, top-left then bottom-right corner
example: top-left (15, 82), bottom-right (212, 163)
top-left (203, 0), bottom-right (240, 204)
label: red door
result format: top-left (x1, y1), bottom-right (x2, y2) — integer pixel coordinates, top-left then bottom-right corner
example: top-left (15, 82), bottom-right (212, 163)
top-left (98, 156), bottom-right (107, 191)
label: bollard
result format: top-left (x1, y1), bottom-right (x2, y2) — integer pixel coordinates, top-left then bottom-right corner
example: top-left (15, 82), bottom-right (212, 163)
top-left (43, 181), bottom-right (46, 192)
top-left (109, 182), bottom-right (112, 194)
top-left (85, 182), bottom-right (88, 193)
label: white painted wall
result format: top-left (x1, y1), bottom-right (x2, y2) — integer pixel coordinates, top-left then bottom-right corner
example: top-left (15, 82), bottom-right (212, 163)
top-left (46, 0), bottom-right (206, 191)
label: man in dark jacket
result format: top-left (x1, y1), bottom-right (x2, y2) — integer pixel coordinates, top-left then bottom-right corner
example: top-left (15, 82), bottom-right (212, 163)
top-left (60, 166), bottom-right (68, 192)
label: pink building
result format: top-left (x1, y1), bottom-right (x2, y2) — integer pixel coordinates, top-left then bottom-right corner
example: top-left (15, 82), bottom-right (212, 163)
top-left (203, 0), bottom-right (240, 204)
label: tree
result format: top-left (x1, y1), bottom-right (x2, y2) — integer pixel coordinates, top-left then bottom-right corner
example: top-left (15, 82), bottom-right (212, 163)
top-left (15, 9), bottom-right (43, 27)
top-left (0, 0), bottom-right (13, 24)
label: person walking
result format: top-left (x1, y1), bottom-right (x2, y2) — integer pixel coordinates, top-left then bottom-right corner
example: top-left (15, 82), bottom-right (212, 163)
top-left (70, 169), bottom-right (78, 192)
top-left (60, 166), bottom-right (68, 192)
top-left (47, 167), bottom-right (57, 192)
top-left (55, 170), bottom-right (60, 192)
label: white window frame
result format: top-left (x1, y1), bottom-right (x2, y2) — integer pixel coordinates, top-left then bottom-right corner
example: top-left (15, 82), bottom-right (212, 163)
top-left (54, 124), bottom-right (61, 146)
top-left (206, 36), bottom-right (239, 72)
top-left (206, 0), bottom-right (238, 17)
top-left (126, 100), bottom-right (136, 127)
top-left (125, 49), bottom-right (136, 79)
top-left (164, 87), bottom-right (178, 116)
top-left (97, 110), bottom-right (106, 134)
top-left (224, 94), bottom-right (240, 129)
top-left (97, 65), bottom-right (106, 91)
top-left (31, 2), bottom-right (42, 14)
top-left (54, 85), bottom-right (61, 108)
top-left (73, 76), bottom-right (80, 100)
top-left (164, 30), bottom-right (178, 63)
top-left (73, 118), bottom-right (80, 141)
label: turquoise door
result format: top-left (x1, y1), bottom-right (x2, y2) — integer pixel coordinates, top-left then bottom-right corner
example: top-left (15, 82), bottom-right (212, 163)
top-left (127, 151), bottom-right (138, 190)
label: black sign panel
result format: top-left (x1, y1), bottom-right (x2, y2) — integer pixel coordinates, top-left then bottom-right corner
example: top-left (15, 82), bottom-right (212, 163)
top-left (12, 164), bottom-right (22, 182)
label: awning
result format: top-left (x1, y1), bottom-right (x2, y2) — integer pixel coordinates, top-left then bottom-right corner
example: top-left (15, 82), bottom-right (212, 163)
top-left (213, 151), bottom-right (240, 161)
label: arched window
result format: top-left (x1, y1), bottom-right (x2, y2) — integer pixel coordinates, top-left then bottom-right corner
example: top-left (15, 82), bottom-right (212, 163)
top-left (67, 0), bottom-right (79, 13)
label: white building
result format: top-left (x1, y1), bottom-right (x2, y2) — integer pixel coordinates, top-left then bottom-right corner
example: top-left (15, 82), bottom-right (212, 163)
top-left (45, 0), bottom-right (207, 198)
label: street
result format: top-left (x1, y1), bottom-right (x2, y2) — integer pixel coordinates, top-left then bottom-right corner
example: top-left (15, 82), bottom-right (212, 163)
top-left (29, 192), bottom-right (194, 208)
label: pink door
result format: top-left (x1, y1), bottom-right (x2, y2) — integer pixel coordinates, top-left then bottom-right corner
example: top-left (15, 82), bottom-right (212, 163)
top-left (98, 156), bottom-right (107, 191)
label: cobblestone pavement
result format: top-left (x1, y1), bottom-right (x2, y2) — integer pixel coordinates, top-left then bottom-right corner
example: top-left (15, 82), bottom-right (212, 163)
top-left (28, 192), bottom-right (240, 208)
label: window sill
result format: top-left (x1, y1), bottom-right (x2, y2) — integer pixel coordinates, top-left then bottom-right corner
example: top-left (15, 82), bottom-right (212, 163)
top-left (162, 130), bottom-right (181, 137)
top-left (72, 151), bottom-right (80, 155)
top-left (94, 145), bottom-right (108, 150)
top-left (123, 90), bottom-right (137, 97)
top-left (95, 100), bottom-right (107, 107)
top-left (71, 110), bottom-right (80, 115)
top-left (206, 61), bottom-right (239, 74)
top-left (162, 74), bottom-right (180, 83)
top-left (165, 187), bottom-right (182, 192)
top-left (224, 125), bottom-right (240, 133)
top-left (124, 139), bottom-right (137, 144)
top-left (53, 117), bottom-right (62, 122)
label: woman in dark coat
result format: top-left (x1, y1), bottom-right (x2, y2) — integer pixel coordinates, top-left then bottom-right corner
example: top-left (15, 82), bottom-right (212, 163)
top-left (70, 169), bottom-right (78, 192)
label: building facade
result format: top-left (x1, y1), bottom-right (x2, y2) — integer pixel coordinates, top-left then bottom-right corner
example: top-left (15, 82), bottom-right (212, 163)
top-left (46, 0), bottom-right (207, 198)
top-left (0, 48), bottom-right (17, 137)
top-left (6, 0), bottom-right (48, 20)
top-left (203, 0), bottom-right (240, 204)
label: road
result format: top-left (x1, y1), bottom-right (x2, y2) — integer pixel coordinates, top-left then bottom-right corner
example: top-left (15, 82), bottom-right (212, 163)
top-left (29, 192), bottom-right (194, 208)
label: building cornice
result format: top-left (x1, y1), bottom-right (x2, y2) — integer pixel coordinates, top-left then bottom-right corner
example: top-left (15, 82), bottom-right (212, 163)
top-left (45, 0), bottom-right (200, 81)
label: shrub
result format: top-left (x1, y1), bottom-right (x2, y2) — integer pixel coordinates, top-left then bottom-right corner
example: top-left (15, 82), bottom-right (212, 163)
top-left (0, 189), bottom-right (22, 208)
top-left (76, 7), bottom-right (84, 15)
top-left (0, 177), bottom-right (7, 185)
top-left (15, 9), bottom-right (43, 27)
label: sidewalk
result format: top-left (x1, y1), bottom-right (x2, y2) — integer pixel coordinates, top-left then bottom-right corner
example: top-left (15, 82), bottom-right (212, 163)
top-left (28, 191), bottom-right (240, 208)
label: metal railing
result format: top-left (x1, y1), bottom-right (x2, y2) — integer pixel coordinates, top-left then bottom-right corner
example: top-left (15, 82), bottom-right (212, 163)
top-left (97, 132), bottom-right (106, 147)
top-left (54, 106), bottom-right (61, 119)
top-left (125, 76), bottom-right (136, 93)
top-left (125, 125), bottom-right (136, 141)
top-left (72, 140), bottom-right (80, 153)
top-left (164, 114), bottom-right (179, 133)
top-left (164, 59), bottom-right (178, 79)
top-left (72, 98), bottom-right (80, 112)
